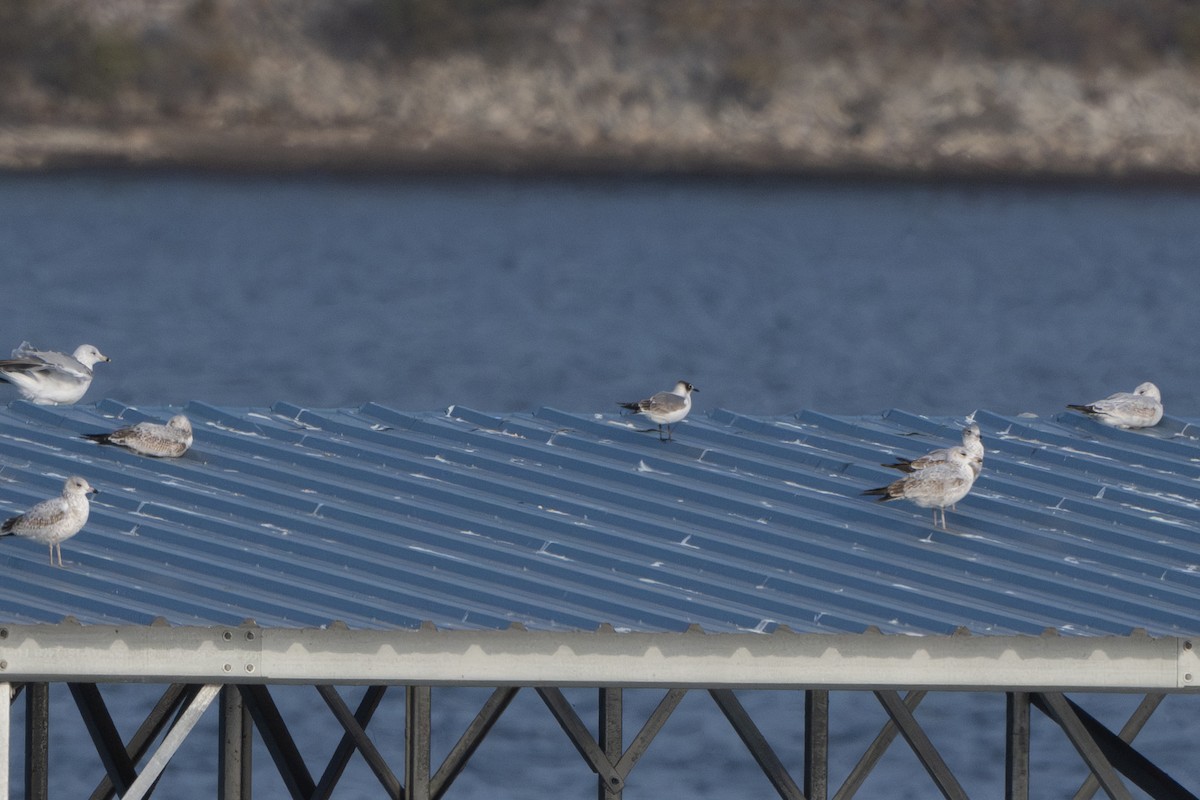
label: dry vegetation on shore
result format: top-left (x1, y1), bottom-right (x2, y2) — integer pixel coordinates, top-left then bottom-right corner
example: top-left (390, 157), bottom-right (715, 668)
top-left (3, 0), bottom-right (1200, 177)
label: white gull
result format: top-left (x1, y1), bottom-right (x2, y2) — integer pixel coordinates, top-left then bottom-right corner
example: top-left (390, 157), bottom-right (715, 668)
top-left (83, 414), bottom-right (193, 458)
top-left (863, 446), bottom-right (981, 530)
top-left (884, 423), bottom-right (984, 479)
top-left (1, 476), bottom-right (98, 566)
top-left (0, 342), bottom-right (110, 405)
top-left (1067, 382), bottom-right (1163, 429)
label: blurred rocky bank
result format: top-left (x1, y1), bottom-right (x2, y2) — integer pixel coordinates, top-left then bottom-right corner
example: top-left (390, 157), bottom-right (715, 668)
top-left (3, 0), bottom-right (1200, 179)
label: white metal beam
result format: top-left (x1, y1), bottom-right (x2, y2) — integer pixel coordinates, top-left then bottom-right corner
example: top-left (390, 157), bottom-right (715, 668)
top-left (0, 682), bottom-right (9, 800)
top-left (122, 684), bottom-right (221, 800)
top-left (0, 625), bottom-right (1197, 691)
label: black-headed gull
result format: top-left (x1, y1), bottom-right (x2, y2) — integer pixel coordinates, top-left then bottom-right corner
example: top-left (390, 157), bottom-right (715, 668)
top-left (619, 380), bottom-right (698, 442)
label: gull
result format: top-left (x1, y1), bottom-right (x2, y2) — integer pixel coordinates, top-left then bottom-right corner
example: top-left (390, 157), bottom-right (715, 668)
top-left (0, 342), bottom-right (110, 405)
top-left (619, 380), bottom-right (697, 441)
top-left (1067, 382), bottom-right (1163, 429)
top-left (82, 414), bottom-right (193, 458)
top-left (1, 476), bottom-right (98, 566)
top-left (884, 423), bottom-right (984, 479)
top-left (863, 446), bottom-right (981, 529)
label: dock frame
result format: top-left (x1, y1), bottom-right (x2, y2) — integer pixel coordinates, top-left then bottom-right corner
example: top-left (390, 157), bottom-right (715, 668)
top-left (1, 624), bottom-right (1197, 799)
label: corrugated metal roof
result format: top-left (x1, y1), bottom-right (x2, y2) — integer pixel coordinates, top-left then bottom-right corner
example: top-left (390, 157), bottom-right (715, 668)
top-left (0, 399), bottom-right (1197, 637)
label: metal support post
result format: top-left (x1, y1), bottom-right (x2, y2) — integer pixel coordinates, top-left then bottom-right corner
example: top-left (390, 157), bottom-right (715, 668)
top-left (239, 684), bottom-right (316, 799)
top-left (0, 682), bottom-right (9, 800)
top-left (537, 688), bottom-right (625, 791)
top-left (598, 688), bottom-right (622, 800)
top-left (406, 686), bottom-right (431, 800)
top-left (1006, 692), bottom-right (1030, 800)
top-left (805, 690), bottom-right (828, 800)
top-left (25, 683), bottom-right (48, 800)
top-left (612, 689), bottom-right (686, 780)
top-left (220, 685), bottom-right (252, 800)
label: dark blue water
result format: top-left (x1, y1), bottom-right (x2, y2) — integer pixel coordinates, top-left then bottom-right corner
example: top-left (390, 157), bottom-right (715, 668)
top-left (2, 173), bottom-right (1199, 797)
top-left (2, 173), bottom-right (1198, 416)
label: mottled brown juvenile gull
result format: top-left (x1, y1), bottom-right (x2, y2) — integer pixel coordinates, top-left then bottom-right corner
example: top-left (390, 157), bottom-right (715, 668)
top-left (0, 342), bottom-right (110, 405)
top-left (884, 423), bottom-right (984, 479)
top-left (1067, 382), bottom-right (1163, 429)
top-left (83, 414), bottom-right (193, 458)
top-left (619, 380), bottom-right (698, 442)
top-left (1, 476), bottom-right (98, 566)
top-left (863, 446), bottom-right (981, 530)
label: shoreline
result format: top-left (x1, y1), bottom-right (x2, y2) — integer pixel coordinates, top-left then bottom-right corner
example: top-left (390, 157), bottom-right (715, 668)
top-left (6, 124), bottom-right (1200, 188)
top-left (8, 2), bottom-right (1200, 188)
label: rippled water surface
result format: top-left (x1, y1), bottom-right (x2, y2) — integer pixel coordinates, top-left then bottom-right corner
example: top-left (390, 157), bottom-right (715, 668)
top-left (3, 173), bottom-right (1199, 416)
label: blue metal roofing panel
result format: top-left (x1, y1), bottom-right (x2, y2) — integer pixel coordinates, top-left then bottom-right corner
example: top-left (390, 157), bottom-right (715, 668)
top-left (0, 400), bottom-right (1197, 636)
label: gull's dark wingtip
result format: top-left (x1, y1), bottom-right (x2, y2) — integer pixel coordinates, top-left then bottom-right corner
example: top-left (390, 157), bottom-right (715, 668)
top-left (861, 486), bottom-right (893, 502)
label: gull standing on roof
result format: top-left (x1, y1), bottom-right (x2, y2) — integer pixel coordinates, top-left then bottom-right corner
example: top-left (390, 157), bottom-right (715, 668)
top-left (619, 380), bottom-right (697, 441)
top-left (82, 414), bottom-right (193, 458)
top-left (1067, 382), bottom-right (1163, 429)
top-left (884, 423), bottom-right (984, 479)
top-left (1, 476), bottom-right (98, 566)
top-left (0, 342), bottom-right (110, 405)
top-left (863, 446), bottom-right (981, 530)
